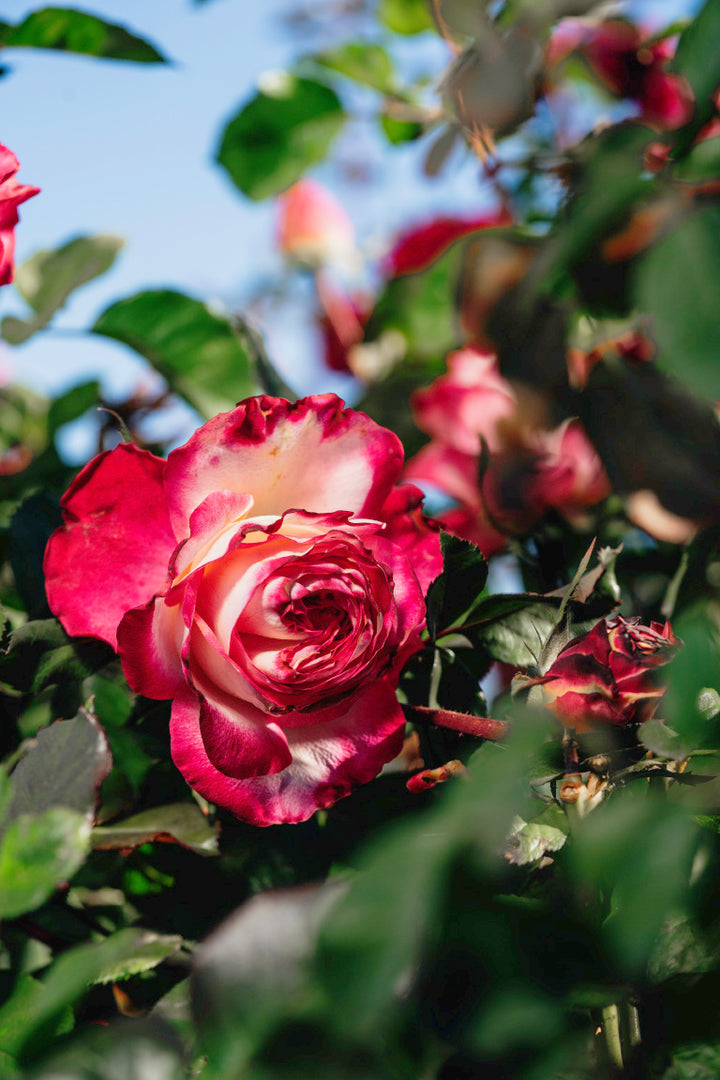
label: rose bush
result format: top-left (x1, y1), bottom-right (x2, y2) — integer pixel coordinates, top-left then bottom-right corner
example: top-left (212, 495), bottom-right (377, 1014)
top-left (534, 615), bottom-right (679, 733)
top-left (45, 395), bottom-right (441, 825)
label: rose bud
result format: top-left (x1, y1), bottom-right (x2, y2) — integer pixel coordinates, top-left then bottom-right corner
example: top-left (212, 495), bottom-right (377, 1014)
top-left (534, 616), bottom-right (680, 733)
top-left (45, 395), bottom-right (441, 826)
top-left (276, 179), bottom-right (355, 269)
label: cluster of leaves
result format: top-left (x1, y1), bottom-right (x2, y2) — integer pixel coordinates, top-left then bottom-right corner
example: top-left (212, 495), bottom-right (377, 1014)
top-left (5, 1), bottom-right (720, 1078)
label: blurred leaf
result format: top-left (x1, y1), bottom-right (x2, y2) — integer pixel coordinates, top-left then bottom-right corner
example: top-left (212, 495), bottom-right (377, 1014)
top-left (378, 0), bottom-right (434, 34)
top-left (379, 113), bottom-right (423, 144)
top-left (578, 356), bottom-right (720, 524)
top-left (640, 718), bottom-right (692, 761)
top-left (25, 1020), bottom-right (185, 1080)
top-left (93, 933), bottom-right (183, 984)
top-left (539, 123), bottom-right (655, 295)
top-left (665, 606), bottom-right (720, 751)
top-left (314, 42), bottom-right (397, 94)
top-left (317, 720), bottom-right (549, 1039)
top-left (93, 290), bottom-right (256, 419)
top-left (445, 30), bottom-right (539, 136)
top-left (648, 914), bottom-right (720, 983)
top-left (5, 708), bottom-right (112, 829)
top-left (674, 135), bottom-right (720, 181)
top-left (217, 75), bottom-right (345, 200)
top-left (673, 0), bottom-right (720, 143)
top-left (634, 205), bottom-right (720, 401)
top-left (93, 802), bottom-right (219, 857)
top-left (2, 235), bottom-right (124, 345)
top-left (5, 928), bottom-right (186, 1065)
top-left (0, 974), bottom-right (72, 1062)
top-left (0, 8), bottom-right (166, 62)
top-left (426, 532), bottom-right (488, 639)
top-left (8, 491), bottom-right (62, 619)
top-left (0, 807), bottom-right (90, 921)
top-left (46, 379), bottom-right (100, 436)
top-left (365, 241), bottom-right (463, 362)
top-left (659, 1042), bottom-right (720, 1078)
top-left (191, 882), bottom-right (344, 1073)
top-left (569, 790), bottom-right (701, 973)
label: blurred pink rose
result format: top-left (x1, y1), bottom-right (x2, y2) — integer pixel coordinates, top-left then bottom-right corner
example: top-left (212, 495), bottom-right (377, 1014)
top-left (547, 17), bottom-right (692, 129)
top-left (0, 143), bottom-right (40, 286)
top-left (382, 209), bottom-right (512, 278)
top-left (277, 179), bottom-right (355, 268)
top-left (45, 395), bottom-right (441, 826)
top-left (404, 348), bottom-right (610, 555)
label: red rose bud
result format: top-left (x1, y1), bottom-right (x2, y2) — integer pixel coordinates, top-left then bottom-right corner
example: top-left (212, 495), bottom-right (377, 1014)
top-left (537, 616), bottom-right (679, 733)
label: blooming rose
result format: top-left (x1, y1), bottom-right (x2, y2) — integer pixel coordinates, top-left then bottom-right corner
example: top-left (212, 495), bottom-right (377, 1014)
top-left (535, 616), bottom-right (679, 734)
top-left (0, 143), bottom-right (39, 286)
top-left (45, 395), bottom-right (441, 826)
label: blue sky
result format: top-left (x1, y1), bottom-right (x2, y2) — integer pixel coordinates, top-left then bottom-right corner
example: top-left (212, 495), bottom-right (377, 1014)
top-left (2, 0), bottom-right (703, 445)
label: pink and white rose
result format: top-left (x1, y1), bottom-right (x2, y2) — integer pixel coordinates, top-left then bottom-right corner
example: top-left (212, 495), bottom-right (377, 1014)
top-left (45, 395), bottom-right (441, 826)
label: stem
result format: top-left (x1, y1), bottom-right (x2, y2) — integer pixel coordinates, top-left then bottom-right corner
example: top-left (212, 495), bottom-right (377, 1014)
top-left (627, 1002), bottom-right (641, 1049)
top-left (428, 648), bottom-right (442, 711)
top-left (602, 1004), bottom-right (624, 1071)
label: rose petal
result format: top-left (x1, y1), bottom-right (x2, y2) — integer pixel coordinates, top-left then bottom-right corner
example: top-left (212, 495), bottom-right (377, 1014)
top-left (117, 593), bottom-right (186, 699)
top-left (170, 680), bottom-right (406, 826)
top-left (164, 395), bottom-right (403, 536)
top-left (45, 444), bottom-right (176, 648)
top-left (198, 689), bottom-right (292, 779)
top-left (380, 483), bottom-right (442, 595)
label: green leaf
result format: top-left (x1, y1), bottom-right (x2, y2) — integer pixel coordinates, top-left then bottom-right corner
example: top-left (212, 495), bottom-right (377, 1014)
top-left (217, 75), bottom-right (345, 201)
top-left (192, 883), bottom-right (344, 1074)
top-left (46, 379), bottom-right (100, 436)
top-left (640, 718), bottom-right (692, 761)
top-left (0, 807), bottom-right (90, 921)
top-left (93, 802), bottom-right (219, 857)
top-left (3, 928), bottom-right (185, 1065)
top-left (1, 618), bottom-right (112, 693)
top-left (3, 235), bottom-right (123, 345)
top-left (378, 0), bottom-right (434, 35)
top-left (0, 974), bottom-right (72, 1061)
top-left (660, 1042), bottom-right (720, 1078)
top-left (0, 8), bottom-right (166, 62)
top-left (665, 606), bottom-right (720, 752)
top-left (426, 532), bottom-right (488, 639)
top-left (21, 1020), bottom-right (185, 1080)
top-left (648, 914), bottom-right (720, 983)
top-left (92, 290), bottom-right (257, 419)
top-left (364, 240), bottom-right (464, 362)
top-left (569, 790), bottom-right (701, 973)
top-left (8, 491), bottom-right (62, 619)
top-left (672, 0), bottom-right (720, 141)
top-left (674, 135), bottom-right (720, 182)
top-left (379, 113), bottom-right (423, 144)
top-left (634, 205), bottom-right (720, 401)
top-left (314, 42), bottom-right (397, 95)
top-left (504, 814), bottom-right (567, 866)
top-left (5, 708), bottom-right (112, 829)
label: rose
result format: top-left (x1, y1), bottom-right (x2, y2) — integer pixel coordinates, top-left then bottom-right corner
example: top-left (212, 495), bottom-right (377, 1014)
top-left (45, 395), bottom-right (441, 826)
top-left (404, 348), bottom-right (610, 556)
top-left (546, 18), bottom-right (692, 129)
top-left (0, 143), bottom-right (39, 286)
top-left (276, 180), bottom-right (355, 269)
top-left (535, 616), bottom-right (679, 733)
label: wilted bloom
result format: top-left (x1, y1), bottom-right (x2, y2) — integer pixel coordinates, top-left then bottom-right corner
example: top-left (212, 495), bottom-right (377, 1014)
top-left (535, 616), bottom-right (679, 733)
top-left (277, 179), bottom-right (355, 268)
top-left (0, 143), bottom-right (40, 286)
top-left (45, 396), bottom-right (441, 826)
